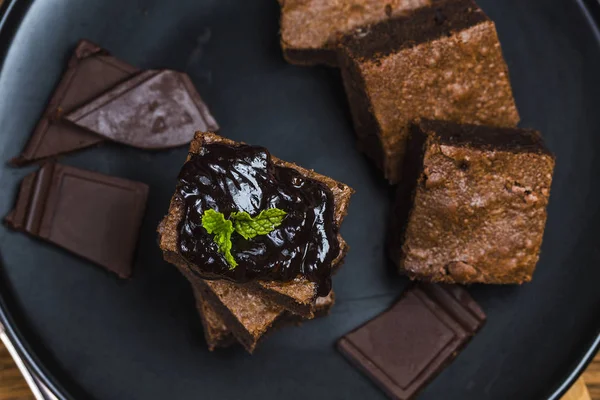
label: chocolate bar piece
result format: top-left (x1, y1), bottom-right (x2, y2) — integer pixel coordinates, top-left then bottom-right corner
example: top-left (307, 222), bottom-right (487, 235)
top-left (338, 0), bottom-right (520, 183)
top-left (5, 163), bottom-right (148, 278)
top-left (11, 40), bottom-right (138, 165)
top-left (338, 284), bottom-right (485, 400)
top-left (65, 70), bottom-right (219, 149)
top-left (279, 0), bottom-right (432, 66)
top-left (389, 120), bottom-right (555, 284)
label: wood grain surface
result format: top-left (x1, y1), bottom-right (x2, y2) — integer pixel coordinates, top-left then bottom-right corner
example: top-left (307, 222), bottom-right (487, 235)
top-left (0, 341), bottom-right (598, 399)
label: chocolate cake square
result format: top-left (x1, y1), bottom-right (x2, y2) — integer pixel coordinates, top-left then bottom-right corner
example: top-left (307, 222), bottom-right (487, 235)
top-left (279, 0), bottom-right (432, 66)
top-left (338, 0), bottom-right (520, 183)
top-left (158, 132), bottom-right (352, 352)
top-left (389, 120), bottom-right (555, 284)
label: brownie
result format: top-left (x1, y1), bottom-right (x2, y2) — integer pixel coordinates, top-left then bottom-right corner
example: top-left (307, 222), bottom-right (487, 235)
top-left (193, 276), bottom-right (285, 353)
top-left (245, 242), bottom-right (347, 318)
top-left (279, 0), bottom-right (432, 67)
top-left (158, 132), bottom-right (352, 304)
top-left (389, 120), bottom-right (555, 284)
top-left (337, 0), bottom-right (520, 183)
top-left (161, 222), bottom-right (286, 353)
top-left (158, 132), bottom-right (352, 350)
top-left (192, 274), bottom-right (336, 351)
top-left (337, 284), bottom-right (485, 400)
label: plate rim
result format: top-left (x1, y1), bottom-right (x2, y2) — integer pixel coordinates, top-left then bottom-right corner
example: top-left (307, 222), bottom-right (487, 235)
top-left (0, 0), bottom-right (598, 399)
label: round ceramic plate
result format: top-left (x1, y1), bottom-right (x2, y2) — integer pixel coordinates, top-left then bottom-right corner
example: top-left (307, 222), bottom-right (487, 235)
top-left (0, 0), bottom-right (599, 399)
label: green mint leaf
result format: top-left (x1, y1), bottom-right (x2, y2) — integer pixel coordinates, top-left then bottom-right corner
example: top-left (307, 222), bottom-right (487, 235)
top-left (230, 208), bottom-right (287, 240)
top-left (201, 209), bottom-right (237, 269)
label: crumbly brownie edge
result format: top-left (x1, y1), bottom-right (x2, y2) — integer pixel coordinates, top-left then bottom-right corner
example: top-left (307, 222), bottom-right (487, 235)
top-left (247, 238), bottom-right (347, 317)
top-left (337, 47), bottom-right (392, 179)
top-left (194, 290), bottom-right (237, 350)
top-left (419, 119), bottom-right (554, 156)
top-left (388, 123), bottom-right (429, 268)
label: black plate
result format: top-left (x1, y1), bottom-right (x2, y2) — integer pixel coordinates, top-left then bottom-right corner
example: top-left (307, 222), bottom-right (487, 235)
top-left (0, 0), bottom-right (599, 399)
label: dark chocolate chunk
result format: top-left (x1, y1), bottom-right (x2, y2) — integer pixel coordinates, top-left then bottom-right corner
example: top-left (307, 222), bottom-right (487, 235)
top-left (337, 284), bottom-right (485, 400)
top-left (10, 40), bottom-right (139, 165)
top-left (65, 70), bottom-right (219, 149)
top-left (4, 163), bottom-right (148, 278)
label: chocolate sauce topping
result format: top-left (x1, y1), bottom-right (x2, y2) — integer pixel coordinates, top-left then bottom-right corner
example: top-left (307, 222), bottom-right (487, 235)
top-left (177, 143), bottom-right (339, 295)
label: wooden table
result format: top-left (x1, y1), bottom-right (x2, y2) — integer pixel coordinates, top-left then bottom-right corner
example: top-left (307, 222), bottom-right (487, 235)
top-left (0, 342), bottom-right (598, 399)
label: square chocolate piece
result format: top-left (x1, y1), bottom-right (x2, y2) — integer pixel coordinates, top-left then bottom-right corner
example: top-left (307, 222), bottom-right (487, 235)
top-left (338, 284), bottom-right (485, 400)
top-left (279, 0), bottom-right (432, 67)
top-left (338, 0), bottom-right (520, 183)
top-left (389, 120), bottom-right (555, 284)
top-left (5, 163), bottom-right (148, 278)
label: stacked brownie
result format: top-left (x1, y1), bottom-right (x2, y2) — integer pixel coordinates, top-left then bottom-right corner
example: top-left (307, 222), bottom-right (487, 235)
top-left (279, 0), bottom-right (555, 397)
top-left (278, 0), bottom-right (554, 284)
top-left (158, 132), bottom-right (353, 352)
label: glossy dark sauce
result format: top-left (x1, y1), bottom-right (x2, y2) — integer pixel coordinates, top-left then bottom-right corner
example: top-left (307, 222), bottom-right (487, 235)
top-left (177, 143), bottom-right (339, 295)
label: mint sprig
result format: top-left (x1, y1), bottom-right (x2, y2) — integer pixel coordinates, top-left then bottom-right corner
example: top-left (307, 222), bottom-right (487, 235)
top-left (230, 209), bottom-right (287, 240)
top-left (201, 209), bottom-right (236, 269)
top-left (201, 208), bottom-right (287, 269)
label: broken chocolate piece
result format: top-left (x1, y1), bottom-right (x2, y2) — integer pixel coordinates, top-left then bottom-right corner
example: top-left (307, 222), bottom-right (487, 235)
top-left (65, 70), bottom-right (219, 149)
top-left (279, 0), bottom-right (433, 66)
top-left (4, 163), bottom-right (148, 278)
top-left (337, 284), bottom-right (485, 400)
top-left (11, 40), bottom-right (139, 165)
top-left (338, 0), bottom-right (520, 183)
top-left (389, 120), bottom-right (555, 284)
